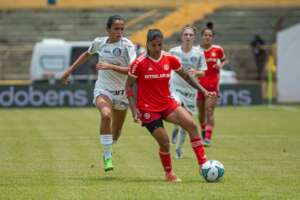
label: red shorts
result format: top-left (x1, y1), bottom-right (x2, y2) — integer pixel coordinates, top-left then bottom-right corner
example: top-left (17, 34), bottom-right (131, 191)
top-left (197, 86), bottom-right (219, 102)
top-left (138, 100), bottom-right (179, 124)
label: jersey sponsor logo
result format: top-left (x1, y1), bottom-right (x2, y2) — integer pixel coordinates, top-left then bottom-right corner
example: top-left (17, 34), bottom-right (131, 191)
top-left (175, 88), bottom-right (195, 98)
top-left (144, 74), bottom-right (170, 79)
top-left (112, 48), bottom-right (122, 56)
top-left (107, 89), bottom-right (125, 96)
top-left (163, 64), bottom-right (169, 71)
top-left (190, 56), bottom-right (198, 64)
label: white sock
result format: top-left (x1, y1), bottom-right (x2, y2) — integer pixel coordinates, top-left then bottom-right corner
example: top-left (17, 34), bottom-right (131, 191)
top-left (100, 134), bottom-right (113, 159)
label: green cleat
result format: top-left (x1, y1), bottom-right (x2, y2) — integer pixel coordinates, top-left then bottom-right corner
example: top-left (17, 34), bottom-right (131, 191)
top-left (103, 156), bottom-right (113, 172)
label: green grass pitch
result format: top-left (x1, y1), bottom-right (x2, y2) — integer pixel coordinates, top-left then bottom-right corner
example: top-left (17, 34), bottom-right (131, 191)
top-left (0, 106), bottom-right (299, 199)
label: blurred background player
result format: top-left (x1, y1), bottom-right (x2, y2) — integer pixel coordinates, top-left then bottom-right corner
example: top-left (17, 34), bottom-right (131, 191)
top-left (197, 22), bottom-right (227, 146)
top-left (126, 29), bottom-right (214, 182)
top-left (169, 25), bottom-right (207, 159)
top-left (61, 15), bottom-right (136, 172)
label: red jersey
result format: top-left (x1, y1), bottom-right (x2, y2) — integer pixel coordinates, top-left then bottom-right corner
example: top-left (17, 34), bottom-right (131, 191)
top-left (129, 51), bottom-right (182, 112)
top-left (199, 45), bottom-right (225, 90)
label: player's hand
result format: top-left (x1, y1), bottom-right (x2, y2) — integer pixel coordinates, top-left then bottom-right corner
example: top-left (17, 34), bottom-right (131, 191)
top-left (61, 69), bottom-right (71, 85)
top-left (214, 63), bottom-right (223, 69)
top-left (132, 110), bottom-right (141, 124)
top-left (203, 90), bottom-right (216, 97)
top-left (96, 63), bottom-right (114, 70)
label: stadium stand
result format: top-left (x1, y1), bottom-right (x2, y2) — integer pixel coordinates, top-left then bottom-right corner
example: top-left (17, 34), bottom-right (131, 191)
top-left (165, 7), bottom-right (300, 80)
top-left (0, 8), bottom-right (171, 80)
top-left (1, 0), bottom-right (300, 81)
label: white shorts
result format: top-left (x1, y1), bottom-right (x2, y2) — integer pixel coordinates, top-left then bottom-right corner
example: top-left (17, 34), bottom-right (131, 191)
top-left (171, 88), bottom-right (197, 114)
top-left (93, 88), bottom-right (129, 110)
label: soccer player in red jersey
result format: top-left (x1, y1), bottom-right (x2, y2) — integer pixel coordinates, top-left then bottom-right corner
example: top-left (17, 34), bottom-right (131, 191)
top-left (125, 29), bottom-right (215, 182)
top-left (197, 22), bottom-right (227, 146)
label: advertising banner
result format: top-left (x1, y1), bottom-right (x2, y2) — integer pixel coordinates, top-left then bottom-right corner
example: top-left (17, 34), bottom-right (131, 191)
top-left (0, 83), bottom-right (261, 107)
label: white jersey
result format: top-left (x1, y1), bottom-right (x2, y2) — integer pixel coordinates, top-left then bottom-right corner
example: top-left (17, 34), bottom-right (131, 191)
top-left (88, 36), bottom-right (136, 109)
top-left (169, 46), bottom-right (207, 113)
top-left (88, 36), bottom-right (136, 91)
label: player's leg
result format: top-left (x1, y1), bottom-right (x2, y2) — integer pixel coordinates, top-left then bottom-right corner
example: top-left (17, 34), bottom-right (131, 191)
top-left (165, 106), bottom-right (207, 166)
top-left (143, 118), bottom-right (181, 182)
top-left (197, 92), bottom-right (206, 140)
top-left (95, 95), bottom-right (114, 172)
top-left (170, 93), bottom-right (181, 145)
top-left (174, 105), bottom-right (191, 159)
top-left (171, 125), bottom-right (179, 144)
top-left (203, 95), bottom-right (218, 146)
top-left (111, 109), bottom-right (127, 143)
top-left (175, 127), bottom-right (186, 159)
top-left (150, 122), bottom-right (181, 182)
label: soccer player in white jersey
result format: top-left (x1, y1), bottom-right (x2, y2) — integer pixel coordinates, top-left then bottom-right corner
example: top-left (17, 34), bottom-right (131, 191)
top-left (169, 25), bottom-right (207, 159)
top-left (61, 15), bottom-right (136, 172)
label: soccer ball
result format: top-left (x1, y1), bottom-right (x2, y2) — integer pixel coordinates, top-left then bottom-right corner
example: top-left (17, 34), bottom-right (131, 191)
top-left (201, 160), bottom-right (224, 182)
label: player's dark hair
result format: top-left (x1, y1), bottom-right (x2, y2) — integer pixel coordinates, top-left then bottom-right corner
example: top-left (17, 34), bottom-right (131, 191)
top-left (106, 15), bottom-right (125, 29)
top-left (181, 24), bottom-right (197, 35)
top-left (146, 29), bottom-right (164, 53)
top-left (201, 22), bottom-right (215, 36)
top-left (147, 29), bottom-right (164, 43)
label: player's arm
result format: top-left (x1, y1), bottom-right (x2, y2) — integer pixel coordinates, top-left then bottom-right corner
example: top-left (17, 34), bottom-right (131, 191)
top-left (215, 47), bottom-right (228, 69)
top-left (96, 63), bottom-right (129, 74)
top-left (175, 68), bottom-right (214, 97)
top-left (188, 50), bottom-right (207, 77)
top-left (125, 75), bottom-right (140, 123)
top-left (61, 51), bottom-right (93, 84)
top-left (215, 57), bottom-right (228, 69)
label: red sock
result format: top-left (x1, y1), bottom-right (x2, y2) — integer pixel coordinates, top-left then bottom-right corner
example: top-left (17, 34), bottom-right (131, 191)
top-left (205, 124), bottom-right (213, 140)
top-left (191, 136), bottom-right (207, 166)
top-left (159, 150), bottom-right (172, 173)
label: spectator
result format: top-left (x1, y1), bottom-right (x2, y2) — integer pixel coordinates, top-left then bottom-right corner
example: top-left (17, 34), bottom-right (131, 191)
top-left (250, 34), bottom-right (268, 81)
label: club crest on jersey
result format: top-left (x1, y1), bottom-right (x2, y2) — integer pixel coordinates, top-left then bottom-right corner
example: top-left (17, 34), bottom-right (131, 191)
top-left (112, 48), bottom-right (122, 56)
top-left (211, 52), bottom-right (217, 57)
top-left (143, 112), bottom-right (151, 120)
top-left (190, 56), bottom-right (198, 64)
top-left (163, 64), bottom-right (169, 71)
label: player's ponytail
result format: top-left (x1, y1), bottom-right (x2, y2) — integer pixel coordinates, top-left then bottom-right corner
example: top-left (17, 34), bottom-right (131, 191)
top-left (206, 22), bottom-right (214, 30)
top-left (201, 21), bottom-right (215, 36)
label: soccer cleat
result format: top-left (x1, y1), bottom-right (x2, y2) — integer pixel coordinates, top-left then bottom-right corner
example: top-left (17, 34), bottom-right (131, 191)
top-left (171, 128), bottom-right (179, 144)
top-left (165, 171), bottom-right (182, 182)
top-left (202, 139), bottom-right (211, 147)
top-left (103, 156), bottom-right (113, 172)
top-left (175, 147), bottom-right (183, 159)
